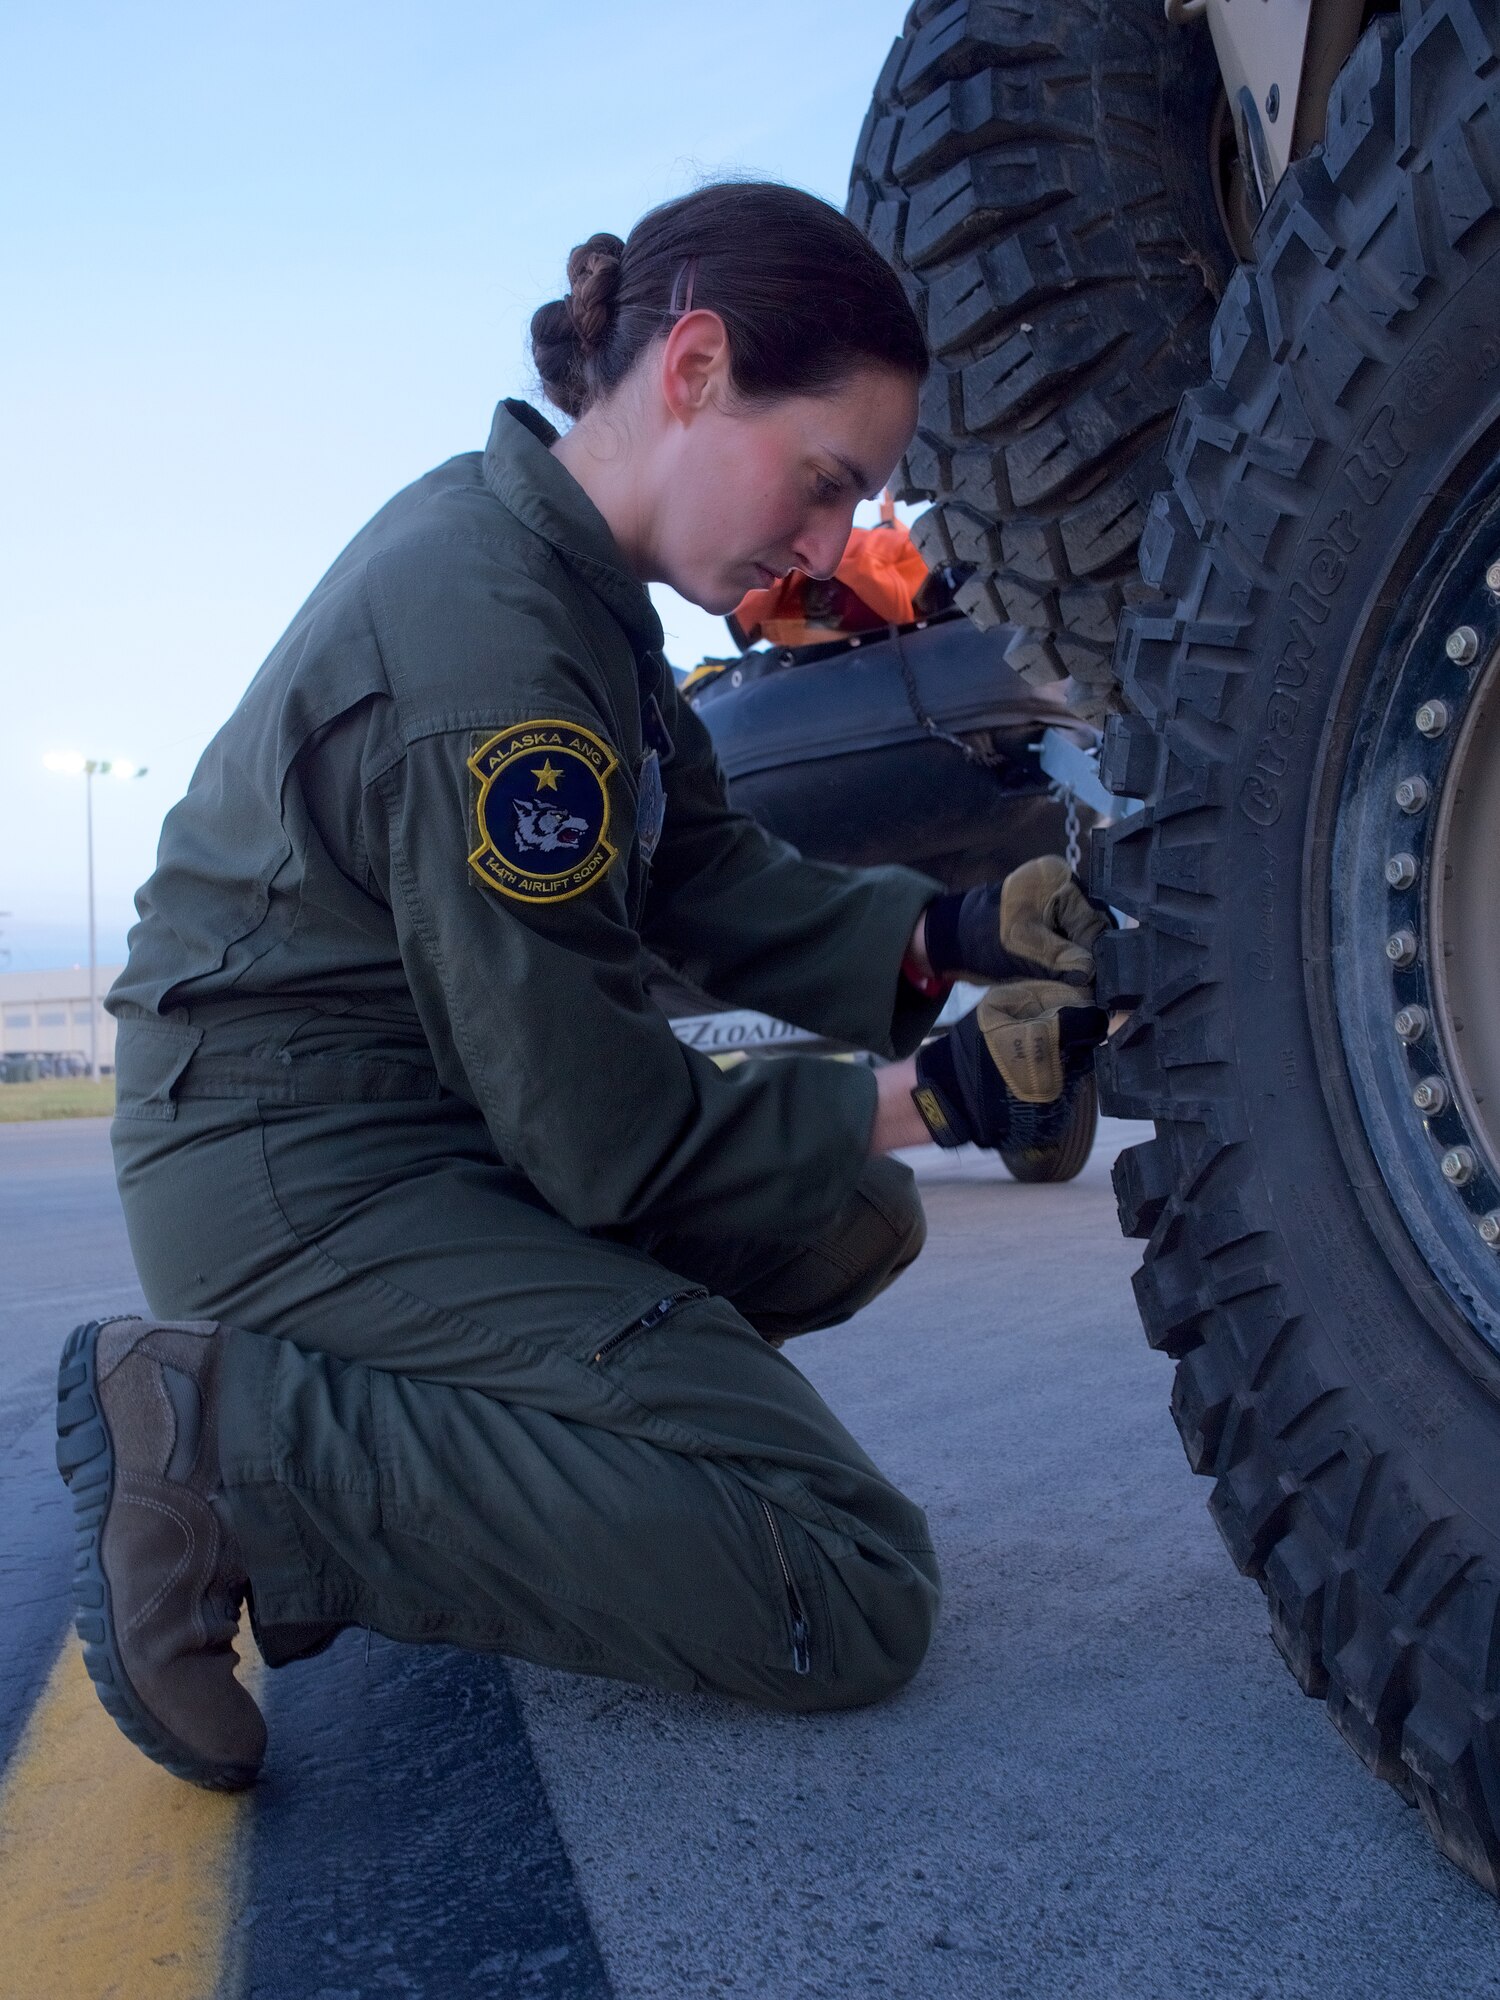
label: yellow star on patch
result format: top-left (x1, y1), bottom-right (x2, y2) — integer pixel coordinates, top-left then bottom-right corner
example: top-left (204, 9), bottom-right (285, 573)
top-left (531, 759), bottom-right (563, 792)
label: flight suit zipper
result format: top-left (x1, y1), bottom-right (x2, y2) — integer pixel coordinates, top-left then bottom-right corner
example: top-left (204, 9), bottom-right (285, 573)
top-left (759, 1497), bottom-right (812, 1676)
top-left (590, 1288), bottom-right (708, 1366)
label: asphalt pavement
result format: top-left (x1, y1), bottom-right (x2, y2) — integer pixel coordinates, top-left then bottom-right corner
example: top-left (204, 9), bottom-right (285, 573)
top-left (2, 1116), bottom-right (1497, 1999)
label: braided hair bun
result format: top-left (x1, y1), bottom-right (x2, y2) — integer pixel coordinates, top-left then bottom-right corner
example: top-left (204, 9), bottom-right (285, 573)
top-left (529, 232), bottom-right (624, 420)
top-left (566, 233), bottom-right (624, 353)
top-left (529, 184), bottom-right (928, 424)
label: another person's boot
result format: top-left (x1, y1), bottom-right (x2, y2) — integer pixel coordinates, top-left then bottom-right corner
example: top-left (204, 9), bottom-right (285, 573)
top-left (55, 1316), bottom-right (266, 1789)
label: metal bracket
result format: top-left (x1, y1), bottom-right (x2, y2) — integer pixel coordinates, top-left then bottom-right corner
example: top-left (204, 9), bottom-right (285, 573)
top-left (1037, 728), bottom-right (1138, 821)
top-left (1203, 0), bottom-right (1363, 196)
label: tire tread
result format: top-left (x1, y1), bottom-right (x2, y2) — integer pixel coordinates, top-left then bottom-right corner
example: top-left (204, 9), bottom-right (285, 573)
top-left (848, 0), bottom-right (1229, 715)
top-left (1098, 0), bottom-right (1500, 1895)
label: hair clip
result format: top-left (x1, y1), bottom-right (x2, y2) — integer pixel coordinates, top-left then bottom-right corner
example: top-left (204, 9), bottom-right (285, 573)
top-left (668, 257), bottom-right (699, 317)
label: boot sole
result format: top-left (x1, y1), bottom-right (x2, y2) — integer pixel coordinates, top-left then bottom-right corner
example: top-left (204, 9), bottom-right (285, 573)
top-left (55, 1319), bottom-right (260, 1792)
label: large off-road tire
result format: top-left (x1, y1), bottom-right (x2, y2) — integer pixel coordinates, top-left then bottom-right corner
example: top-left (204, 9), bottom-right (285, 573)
top-left (848, 0), bottom-right (1232, 713)
top-left (1097, 2), bottom-right (1500, 1893)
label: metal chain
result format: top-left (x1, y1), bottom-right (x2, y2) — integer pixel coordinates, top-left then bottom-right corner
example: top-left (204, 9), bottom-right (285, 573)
top-left (1064, 790), bottom-right (1081, 873)
top-left (890, 626), bottom-right (989, 765)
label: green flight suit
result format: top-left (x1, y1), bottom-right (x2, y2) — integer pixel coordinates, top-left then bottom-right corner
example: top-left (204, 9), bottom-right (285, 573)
top-left (108, 400), bottom-right (945, 1707)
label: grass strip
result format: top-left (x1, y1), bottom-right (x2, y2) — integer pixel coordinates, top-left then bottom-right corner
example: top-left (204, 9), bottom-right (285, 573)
top-left (0, 1079), bottom-right (116, 1122)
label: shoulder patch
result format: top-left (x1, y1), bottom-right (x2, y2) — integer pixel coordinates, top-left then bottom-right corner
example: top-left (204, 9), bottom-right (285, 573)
top-left (468, 720), bottom-right (618, 904)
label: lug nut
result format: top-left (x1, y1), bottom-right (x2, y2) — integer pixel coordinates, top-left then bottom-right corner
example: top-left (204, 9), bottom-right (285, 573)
top-left (1479, 1211), bottom-right (1500, 1247)
top-left (1386, 852), bottom-right (1419, 889)
top-left (1442, 1146), bottom-right (1478, 1186)
top-left (1487, 559), bottom-right (1500, 597)
top-left (1413, 1075), bottom-right (1449, 1114)
top-left (1446, 625), bottom-right (1480, 665)
top-left (1396, 775), bottom-right (1431, 813)
top-left (1385, 928), bottom-right (1418, 966)
top-left (1395, 1005), bottom-right (1429, 1042)
top-left (1415, 700), bottom-right (1450, 738)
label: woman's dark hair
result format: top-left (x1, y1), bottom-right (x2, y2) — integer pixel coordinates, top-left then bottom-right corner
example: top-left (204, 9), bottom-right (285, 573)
top-left (529, 181), bottom-right (929, 422)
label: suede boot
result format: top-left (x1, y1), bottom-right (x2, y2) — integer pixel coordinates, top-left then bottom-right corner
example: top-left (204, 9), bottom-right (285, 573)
top-left (55, 1316), bottom-right (266, 1789)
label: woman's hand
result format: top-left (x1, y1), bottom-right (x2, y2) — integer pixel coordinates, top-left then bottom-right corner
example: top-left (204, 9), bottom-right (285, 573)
top-left (922, 858), bottom-right (1109, 989)
top-left (869, 1056), bottom-right (931, 1156)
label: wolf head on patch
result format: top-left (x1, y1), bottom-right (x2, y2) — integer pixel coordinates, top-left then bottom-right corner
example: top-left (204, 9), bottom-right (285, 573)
top-left (512, 795), bottom-right (590, 853)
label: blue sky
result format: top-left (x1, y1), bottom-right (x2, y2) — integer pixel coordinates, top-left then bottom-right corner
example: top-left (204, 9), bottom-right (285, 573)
top-left (1, 1), bottom-right (905, 970)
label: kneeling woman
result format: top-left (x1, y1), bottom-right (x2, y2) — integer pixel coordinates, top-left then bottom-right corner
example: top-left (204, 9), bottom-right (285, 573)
top-left (60, 181), bottom-right (1105, 1789)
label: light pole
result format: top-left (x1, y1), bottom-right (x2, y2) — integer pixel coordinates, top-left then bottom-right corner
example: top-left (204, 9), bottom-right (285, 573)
top-left (43, 755), bottom-right (148, 1080)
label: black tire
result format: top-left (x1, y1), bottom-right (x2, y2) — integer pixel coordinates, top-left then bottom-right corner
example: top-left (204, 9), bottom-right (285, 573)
top-left (848, 0), bottom-right (1232, 713)
top-left (1097, 3), bottom-right (1500, 1894)
top-left (999, 1069), bottom-right (1098, 1182)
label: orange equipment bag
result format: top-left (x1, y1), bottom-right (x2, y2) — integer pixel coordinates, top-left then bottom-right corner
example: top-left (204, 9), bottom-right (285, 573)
top-left (729, 500), bottom-right (931, 650)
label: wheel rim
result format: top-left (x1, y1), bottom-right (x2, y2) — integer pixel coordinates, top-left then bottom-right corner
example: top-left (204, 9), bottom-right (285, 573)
top-left (1431, 628), bottom-right (1500, 1191)
top-left (1331, 466), bottom-right (1500, 1353)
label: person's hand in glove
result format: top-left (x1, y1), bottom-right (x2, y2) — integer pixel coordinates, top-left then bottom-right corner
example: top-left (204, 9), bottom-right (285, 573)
top-left (909, 980), bottom-right (1108, 1151)
top-left (875, 855), bottom-right (1115, 1157)
top-left (919, 855), bottom-right (1109, 990)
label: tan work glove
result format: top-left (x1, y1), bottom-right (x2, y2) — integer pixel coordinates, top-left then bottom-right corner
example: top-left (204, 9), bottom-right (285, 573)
top-left (999, 856), bottom-right (1108, 985)
top-left (911, 977), bottom-right (1109, 1147)
top-left (922, 855), bottom-right (1110, 990)
top-left (973, 977), bottom-right (1095, 1105)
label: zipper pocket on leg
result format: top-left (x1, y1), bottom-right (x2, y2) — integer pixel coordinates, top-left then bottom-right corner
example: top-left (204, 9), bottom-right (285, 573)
top-left (591, 1287), bottom-right (708, 1367)
top-left (760, 1497), bottom-right (812, 1676)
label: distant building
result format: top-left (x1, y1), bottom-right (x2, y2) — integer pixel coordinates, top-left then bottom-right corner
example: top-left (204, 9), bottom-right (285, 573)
top-left (0, 966), bottom-right (125, 1071)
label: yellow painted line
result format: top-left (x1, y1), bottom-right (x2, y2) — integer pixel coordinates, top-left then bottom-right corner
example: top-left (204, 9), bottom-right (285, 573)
top-left (0, 1627), bottom-right (262, 2000)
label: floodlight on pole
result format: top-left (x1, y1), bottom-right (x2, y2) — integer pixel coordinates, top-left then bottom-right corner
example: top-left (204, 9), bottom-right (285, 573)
top-left (43, 754), bottom-right (149, 1079)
